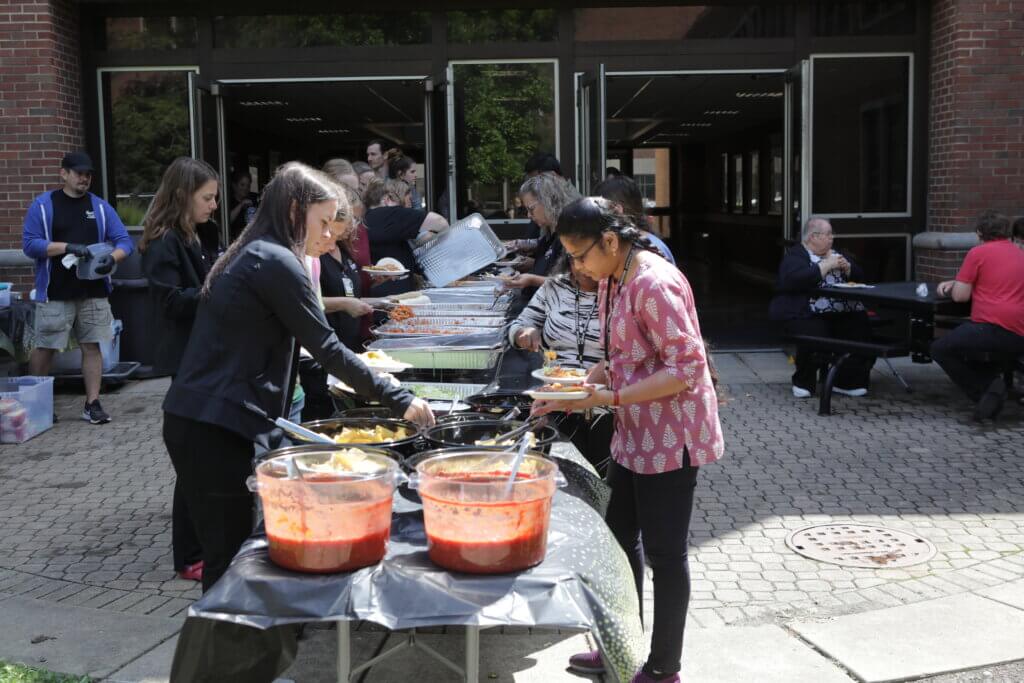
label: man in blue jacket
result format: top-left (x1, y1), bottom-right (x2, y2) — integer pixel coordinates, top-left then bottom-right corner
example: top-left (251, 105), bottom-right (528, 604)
top-left (22, 151), bottom-right (133, 424)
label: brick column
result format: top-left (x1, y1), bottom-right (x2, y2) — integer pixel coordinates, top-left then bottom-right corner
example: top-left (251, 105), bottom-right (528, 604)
top-left (916, 0), bottom-right (1024, 281)
top-left (0, 0), bottom-right (83, 293)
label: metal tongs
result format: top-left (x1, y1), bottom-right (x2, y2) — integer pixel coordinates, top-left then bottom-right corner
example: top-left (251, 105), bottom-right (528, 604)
top-left (492, 415), bottom-right (547, 448)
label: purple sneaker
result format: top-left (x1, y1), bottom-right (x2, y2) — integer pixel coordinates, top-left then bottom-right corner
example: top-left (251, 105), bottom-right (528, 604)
top-left (568, 650), bottom-right (605, 674)
top-left (631, 670), bottom-right (680, 683)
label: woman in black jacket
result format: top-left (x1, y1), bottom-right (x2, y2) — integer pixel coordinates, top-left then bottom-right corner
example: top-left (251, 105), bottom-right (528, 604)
top-left (140, 156), bottom-right (219, 582)
top-left (163, 161), bottom-right (434, 592)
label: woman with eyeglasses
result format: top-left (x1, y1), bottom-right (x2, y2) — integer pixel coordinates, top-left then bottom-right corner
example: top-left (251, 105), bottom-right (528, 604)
top-left (504, 173), bottom-right (581, 297)
top-left (532, 197), bottom-right (724, 683)
top-left (320, 185), bottom-right (374, 352)
top-left (508, 253), bottom-right (611, 474)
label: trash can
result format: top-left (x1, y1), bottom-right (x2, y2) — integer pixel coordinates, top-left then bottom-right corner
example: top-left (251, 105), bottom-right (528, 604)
top-left (108, 234), bottom-right (158, 376)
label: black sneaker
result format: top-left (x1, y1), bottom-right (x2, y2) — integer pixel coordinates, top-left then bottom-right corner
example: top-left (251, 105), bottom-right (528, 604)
top-left (82, 400), bottom-right (111, 425)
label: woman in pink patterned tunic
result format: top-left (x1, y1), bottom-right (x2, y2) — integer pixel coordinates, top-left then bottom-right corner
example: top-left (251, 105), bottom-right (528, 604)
top-left (534, 198), bottom-right (724, 683)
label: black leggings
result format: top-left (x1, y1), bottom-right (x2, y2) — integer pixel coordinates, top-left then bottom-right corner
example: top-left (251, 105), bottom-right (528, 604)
top-left (163, 412), bottom-right (255, 593)
top-left (605, 455), bottom-right (698, 677)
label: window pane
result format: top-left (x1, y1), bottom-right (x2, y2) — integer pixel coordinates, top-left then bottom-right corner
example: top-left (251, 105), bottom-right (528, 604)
top-left (104, 16), bottom-right (199, 49)
top-left (452, 63), bottom-right (556, 220)
top-left (749, 150), bottom-right (760, 213)
top-left (102, 71), bottom-right (191, 219)
top-left (812, 56), bottom-right (910, 214)
top-left (813, 1), bottom-right (916, 36)
top-left (214, 13), bottom-right (431, 48)
top-left (733, 154), bottom-right (744, 211)
top-left (447, 9), bottom-right (558, 43)
top-left (574, 5), bottom-right (794, 42)
top-left (633, 148), bottom-right (670, 209)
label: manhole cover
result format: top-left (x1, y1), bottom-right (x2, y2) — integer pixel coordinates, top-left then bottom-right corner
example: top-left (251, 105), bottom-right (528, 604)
top-left (785, 523), bottom-right (936, 568)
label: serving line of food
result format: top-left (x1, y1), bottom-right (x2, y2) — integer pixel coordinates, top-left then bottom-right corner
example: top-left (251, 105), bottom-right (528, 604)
top-left (172, 225), bottom-right (644, 682)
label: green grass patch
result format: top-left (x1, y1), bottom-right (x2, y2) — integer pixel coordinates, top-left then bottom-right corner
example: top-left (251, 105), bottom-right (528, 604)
top-left (0, 660), bottom-right (91, 683)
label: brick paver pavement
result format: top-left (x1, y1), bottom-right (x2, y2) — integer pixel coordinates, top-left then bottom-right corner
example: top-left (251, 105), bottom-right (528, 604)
top-left (1, 355), bottom-right (1022, 635)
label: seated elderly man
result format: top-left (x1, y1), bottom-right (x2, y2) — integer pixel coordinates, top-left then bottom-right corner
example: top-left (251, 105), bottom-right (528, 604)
top-left (931, 211), bottom-right (1024, 420)
top-left (769, 217), bottom-right (875, 398)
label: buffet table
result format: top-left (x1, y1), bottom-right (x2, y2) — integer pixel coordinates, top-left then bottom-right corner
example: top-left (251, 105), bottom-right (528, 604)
top-left (174, 443), bottom-right (641, 683)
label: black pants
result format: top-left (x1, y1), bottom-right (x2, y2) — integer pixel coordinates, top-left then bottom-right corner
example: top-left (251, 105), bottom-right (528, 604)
top-left (931, 321), bottom-right (1024, 401)
top-left (172, 480), bottom-right (203, 571)
top-left (163, 412), bottom-right (255, 593)
top-left (605, 456), bottom-right (698, 677)
top-left (555, 410), bottom-right (614, 476)
top-left (786, 312), bottom-right (875, 391)
top-left (298, 358), bottom-right (334, 422)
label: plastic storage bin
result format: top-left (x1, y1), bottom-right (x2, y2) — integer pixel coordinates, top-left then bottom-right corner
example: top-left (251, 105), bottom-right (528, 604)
top-left (0, 283), bottom-right (11, 308)
top-left (0, 376), bottom-right (54, 443)
top-left (50, 319), bottom-right (122, 375)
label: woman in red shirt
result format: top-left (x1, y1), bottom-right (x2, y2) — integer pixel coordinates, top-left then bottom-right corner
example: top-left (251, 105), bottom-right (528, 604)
top-left (534, 198), bottom-right (724, 683)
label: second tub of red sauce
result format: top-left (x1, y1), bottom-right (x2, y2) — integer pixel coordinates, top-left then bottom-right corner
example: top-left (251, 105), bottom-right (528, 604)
top-left (420, 471), bottom-right (554, 574)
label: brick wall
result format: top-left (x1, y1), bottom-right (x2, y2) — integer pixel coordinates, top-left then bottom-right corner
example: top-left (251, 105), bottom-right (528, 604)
top-left (0, 0), bottom-right (83, 293)
top-left (920, 0), bottom-right (1024, 280)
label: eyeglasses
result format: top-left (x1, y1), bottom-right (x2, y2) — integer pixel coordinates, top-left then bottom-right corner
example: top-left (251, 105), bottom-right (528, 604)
top-left (567, 238), bottom-right (600, 264)
top-left (524, 202), bottom-right (539, 216)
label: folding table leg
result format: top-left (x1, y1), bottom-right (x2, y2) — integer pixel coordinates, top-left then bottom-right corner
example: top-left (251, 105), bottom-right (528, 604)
top-left (465, 626), bottom-right (480, 682)
top-left (336, 621), bottom-right (350, 683)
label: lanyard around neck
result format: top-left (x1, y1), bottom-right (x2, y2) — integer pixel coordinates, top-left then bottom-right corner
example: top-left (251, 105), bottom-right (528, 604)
top-left (603, 244), bottom-right (637, 364)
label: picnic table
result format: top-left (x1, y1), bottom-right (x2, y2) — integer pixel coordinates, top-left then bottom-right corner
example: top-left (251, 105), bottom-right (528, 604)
top-left (813, 281), bottom-right (970, 362)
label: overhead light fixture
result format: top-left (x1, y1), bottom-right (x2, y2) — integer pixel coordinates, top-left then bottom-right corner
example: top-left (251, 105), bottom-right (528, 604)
top-left (704, 110), bottom-right (740, 115)
top-left (285, 116), bottom-right (322, 123)
top-left (317, 129), bottom-right (350, 134)
top-left (240, 100), bottom-right (288, 107)
top-left (735, 91), bottom-right (783, 98)
top-left (678, 122), bottom-right (712, 128)
top-left (654, 132), bottom-right (691, 137)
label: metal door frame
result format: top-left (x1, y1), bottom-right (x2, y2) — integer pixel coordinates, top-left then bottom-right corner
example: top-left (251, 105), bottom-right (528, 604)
top-left (807, 53), bottom-right (914, 219)
top-left (445, 59), bottom-right (561, 222)
top-left (96, 65), bottom-right (199, 203)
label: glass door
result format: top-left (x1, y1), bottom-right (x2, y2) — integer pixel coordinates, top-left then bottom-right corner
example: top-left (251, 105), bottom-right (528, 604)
top-left (188, 73), bottom-right (229, 245)
top-left (574, 64), bottom-right (606, 195)
top-left (445, 60), bottom-right (559, 222)
top-left (784, 59), bottom-right (809, 241)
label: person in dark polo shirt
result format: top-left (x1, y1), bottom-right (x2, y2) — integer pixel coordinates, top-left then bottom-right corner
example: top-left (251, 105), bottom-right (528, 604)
top-left (22, 151), bottom-right (133, 424)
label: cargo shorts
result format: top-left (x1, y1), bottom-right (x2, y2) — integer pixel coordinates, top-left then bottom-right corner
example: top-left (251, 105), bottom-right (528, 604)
top-left (34, 298), bottom-right (113, 351)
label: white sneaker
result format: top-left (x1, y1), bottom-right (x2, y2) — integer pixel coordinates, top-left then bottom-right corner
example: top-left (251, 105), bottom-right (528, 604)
top-left (792, 385), bottom-right (812, 398)
top-left (833, 387), bottom-right (868, 397)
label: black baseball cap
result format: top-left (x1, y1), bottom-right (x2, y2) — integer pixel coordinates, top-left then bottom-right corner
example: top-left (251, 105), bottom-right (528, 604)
top-left (61, 151), bottom-right (94, 173)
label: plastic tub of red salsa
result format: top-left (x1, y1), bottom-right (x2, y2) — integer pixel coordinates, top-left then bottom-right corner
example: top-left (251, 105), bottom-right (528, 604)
top-left (412, 451), bottom-right (564, 574)
top-left (248, 445), bottom-right (402, 574)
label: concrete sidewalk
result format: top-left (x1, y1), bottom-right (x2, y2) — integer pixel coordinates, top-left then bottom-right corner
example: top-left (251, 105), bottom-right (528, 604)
top-left (1, 351), bottom-right (1022, 682)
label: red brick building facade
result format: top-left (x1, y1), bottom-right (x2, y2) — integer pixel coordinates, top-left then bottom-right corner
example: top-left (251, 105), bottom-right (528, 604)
top-left (915, 0), bottom-right (1024, 281)
top-left (1, 0), bottom-right (82, 289)
top-left (1, 1), bottom-right (1022, 290)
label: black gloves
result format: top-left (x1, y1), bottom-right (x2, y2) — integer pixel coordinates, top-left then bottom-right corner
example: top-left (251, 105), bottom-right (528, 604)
top-left (92, 253), bottom-right (116, 276)
top-left (65, 243), bottom-right (91, 258)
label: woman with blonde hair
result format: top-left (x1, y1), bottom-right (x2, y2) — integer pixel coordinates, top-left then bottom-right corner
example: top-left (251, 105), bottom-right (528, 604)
top-left (140, 156), bottom-right (219, 582)
top-left (322, 158), bottom-right (359, 192)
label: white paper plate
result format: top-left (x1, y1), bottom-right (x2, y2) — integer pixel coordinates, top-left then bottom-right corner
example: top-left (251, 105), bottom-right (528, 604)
top-left (363, 265), bottom-right (410, 276)
top-left (531, 368), bottom-right (587, 385)
top-left (524, 384), bottom-right (605, 401)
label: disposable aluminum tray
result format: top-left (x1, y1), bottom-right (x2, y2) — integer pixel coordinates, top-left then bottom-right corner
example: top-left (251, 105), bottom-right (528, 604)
top-left (386, 316), bottom-right (506, 328)
top-left (401, 302), bottom-right (508, 316)
top-left (375, 326), bottom-right (498, 338)
top-left (399, 381), bottom-right (488, 401)
top-left (412, 213), bottom-right (505, 287)
top-left (367, 334), bottom-right (502, 370)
